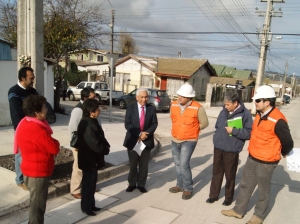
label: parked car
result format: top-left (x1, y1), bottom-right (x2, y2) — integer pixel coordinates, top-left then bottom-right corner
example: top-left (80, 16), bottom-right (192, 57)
top-left (67, 81), bottom-right (123, 103)
top-left (283, 94), bottom-right (291, 104)
top-left (118, 88), bottom-right (171, 112)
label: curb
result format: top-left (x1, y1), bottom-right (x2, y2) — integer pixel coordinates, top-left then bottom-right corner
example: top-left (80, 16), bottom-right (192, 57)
top-left (0, 138), bottom-right (161, 219)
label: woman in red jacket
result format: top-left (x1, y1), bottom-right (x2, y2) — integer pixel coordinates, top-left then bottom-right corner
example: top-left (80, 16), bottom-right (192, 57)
top-left (15, 95), bottom-right (60, 224)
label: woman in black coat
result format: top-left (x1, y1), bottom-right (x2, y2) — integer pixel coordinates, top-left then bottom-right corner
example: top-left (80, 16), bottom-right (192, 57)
top-left (77, 98), bottom-right (110, 216)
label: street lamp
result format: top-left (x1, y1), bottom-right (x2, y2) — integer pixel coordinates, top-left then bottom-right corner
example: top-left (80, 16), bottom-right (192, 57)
top-left (105, 53), bottom-right (119, 122)
top-left (281, 57), bottom-right (296, 101)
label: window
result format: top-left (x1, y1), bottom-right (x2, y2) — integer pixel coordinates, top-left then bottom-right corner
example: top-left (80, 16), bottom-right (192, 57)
top-left (115, 73), bottom-right (130, 84)
top-left (116, 73), bottom-right (121, 84)
top-left (94, 83), bottom-right (100, 90)
top-left (124, 74), bottom-right (130, 84)
top-left (141, 75), bottom-right (150, 87)
top-left (131, 90), bottom-right (137, 96)
top-left (77, 83), bottom-right (85, 89)
top-left (86, 83), bottom-right (93, 87)
top-left (100, 83), bottom-right (108, 89)
top-left (97, 55), bottom-right (103, 62)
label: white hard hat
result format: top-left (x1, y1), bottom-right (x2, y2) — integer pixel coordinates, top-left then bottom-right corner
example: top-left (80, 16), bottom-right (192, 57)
top-left (252, 85), bottom-right (276, 100)
top-left (177, 83), bottom-right (195, 98)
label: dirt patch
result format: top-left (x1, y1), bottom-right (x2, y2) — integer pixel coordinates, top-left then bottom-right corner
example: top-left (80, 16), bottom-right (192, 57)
top-left (0, 147), bottom-right (112, 186)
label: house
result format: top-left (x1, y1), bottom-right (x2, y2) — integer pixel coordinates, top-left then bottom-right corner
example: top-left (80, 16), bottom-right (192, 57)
top-left (0, 38), bottom-right (17, 60)
top-left (69, 49), bottom-right (123, 64)
top-left (113, 54), bottom-right (158, 93)
top-left (156, 58), bottom-right (217, 100)
top-left (68, 49), bottom-right (124, 80)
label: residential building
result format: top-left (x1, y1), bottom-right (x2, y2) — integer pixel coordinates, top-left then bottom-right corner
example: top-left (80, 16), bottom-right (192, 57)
top-left (156, 58), bottom-right (216, 100)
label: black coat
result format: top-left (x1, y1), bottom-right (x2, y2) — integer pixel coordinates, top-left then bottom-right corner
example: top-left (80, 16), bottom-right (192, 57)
top-left (77, 116), bottom-right (110, 170)
top-left (123, 103), bottom-right (158, 150)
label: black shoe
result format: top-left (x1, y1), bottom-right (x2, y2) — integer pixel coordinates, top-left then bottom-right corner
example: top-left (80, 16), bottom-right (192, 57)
top-left (137, 186), bottom-right (147, 193)
top-left (86, 211), bottom-right (96, 216)
top-left (93, 207), bottom-right (101, 211)
top-left (206, 198), bottom-right (218, 203)
top-left (222, 200), bottom-right (232, 206)
top-left (126, 185), bottom-right (136, 192)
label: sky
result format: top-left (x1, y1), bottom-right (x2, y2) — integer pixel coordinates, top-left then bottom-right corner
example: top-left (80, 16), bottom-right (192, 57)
top-left (99, 0), bottom-right (300, 77)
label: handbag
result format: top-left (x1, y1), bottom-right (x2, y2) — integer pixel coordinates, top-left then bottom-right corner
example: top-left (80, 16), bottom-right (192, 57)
top-left (70, 131), bottom-right (79, 148)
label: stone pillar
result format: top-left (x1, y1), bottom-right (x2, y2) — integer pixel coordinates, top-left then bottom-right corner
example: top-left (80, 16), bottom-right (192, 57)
top-left (17, 0), bottom-right (44, 95)
top-left (205, 83), bottom-right (213, 108)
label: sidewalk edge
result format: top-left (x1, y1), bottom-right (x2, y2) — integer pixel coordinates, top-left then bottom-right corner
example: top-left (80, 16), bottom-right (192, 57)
top-left (0, 138), bottom-right (161, 219)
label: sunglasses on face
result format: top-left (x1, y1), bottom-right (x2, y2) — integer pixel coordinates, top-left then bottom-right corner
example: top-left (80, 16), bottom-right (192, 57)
top-left (255, 99), bottom-right (263, 103)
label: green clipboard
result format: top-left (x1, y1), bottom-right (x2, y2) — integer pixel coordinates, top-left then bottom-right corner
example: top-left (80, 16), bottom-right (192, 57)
top-left (227, 117), bottom-right (243, 136)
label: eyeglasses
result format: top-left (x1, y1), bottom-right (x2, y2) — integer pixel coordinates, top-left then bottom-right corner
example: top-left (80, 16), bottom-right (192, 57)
top-left (255, 99), bottom-right (263, 103)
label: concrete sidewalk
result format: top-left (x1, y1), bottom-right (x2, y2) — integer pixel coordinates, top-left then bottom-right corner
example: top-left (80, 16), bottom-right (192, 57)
top-left (0, 102), bottom-right (260, 221)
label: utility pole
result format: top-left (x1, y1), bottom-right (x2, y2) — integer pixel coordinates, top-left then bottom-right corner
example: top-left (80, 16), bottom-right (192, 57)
top-left (281, 57), bottom-right (295, 101)
top-left (108, 10), bottom-right (115, 122)
top-left (110, 10), bottom-right (115, 55)
top-left (251, 0), bottom-right (284, 114)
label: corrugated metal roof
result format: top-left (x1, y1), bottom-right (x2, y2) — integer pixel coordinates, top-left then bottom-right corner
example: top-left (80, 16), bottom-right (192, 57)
top-left (221, 66), bottom-right (236, 75)
top-left (232, 70), bottom-right (252, 79)
top-left (211, 64), bottom-right (226, 75)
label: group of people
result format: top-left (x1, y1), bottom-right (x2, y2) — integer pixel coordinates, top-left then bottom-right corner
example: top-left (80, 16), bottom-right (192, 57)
top-left (8, 67), bottom-right (293, 224)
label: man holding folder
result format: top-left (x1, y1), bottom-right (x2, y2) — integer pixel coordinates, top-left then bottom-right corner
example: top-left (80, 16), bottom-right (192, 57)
top-left (207, 92), bottom-right (252, 206)
top-left (123, 87), bottom-right (158, 193)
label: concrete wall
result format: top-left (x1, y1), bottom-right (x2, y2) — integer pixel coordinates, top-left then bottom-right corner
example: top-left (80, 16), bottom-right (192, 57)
top-left (0, 61), bottom-right (18, 126)
top-left (44, 62), bottom-right (54, 107)
top-left (0, 60), bottom-right (54, 126)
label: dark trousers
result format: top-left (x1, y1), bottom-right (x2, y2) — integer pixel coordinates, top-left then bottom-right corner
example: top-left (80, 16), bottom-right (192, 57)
top-left (127, 148), bottom-right (151, 187)
top-left (24, 175), bottom-right (49, 224)
top-left (81, 168), bottom-right (97, 213)
top-left (209, 147), bottom-right (239, 202)
top-left (62, 90), bottom-right (67, 101)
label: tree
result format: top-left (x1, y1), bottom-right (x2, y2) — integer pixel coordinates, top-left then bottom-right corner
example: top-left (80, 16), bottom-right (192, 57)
top-left (0, 0), bottom-right (108, 111)
top-left (0, 0), bottom-right (17, 48)
top-left (117, 30), bottom-right (139, 55)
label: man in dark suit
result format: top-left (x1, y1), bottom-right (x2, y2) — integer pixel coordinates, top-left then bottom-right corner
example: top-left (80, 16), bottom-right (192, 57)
top-left (123, 87), bottom-right (158, 193)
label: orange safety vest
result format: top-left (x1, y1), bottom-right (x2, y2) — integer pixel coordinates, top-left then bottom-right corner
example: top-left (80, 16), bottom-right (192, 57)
top-left (248, 107), bottom-right (287, 162)
top-left (170, 101), bottom-right (201, 140)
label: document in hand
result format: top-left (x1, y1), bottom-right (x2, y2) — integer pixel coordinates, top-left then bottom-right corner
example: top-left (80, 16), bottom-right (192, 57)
top-left (227, 116), bottom-right (243, 136)
top-left (286, 148), bottom-right (300, 172)
top-left (133, 141), bottom-right (146, 156)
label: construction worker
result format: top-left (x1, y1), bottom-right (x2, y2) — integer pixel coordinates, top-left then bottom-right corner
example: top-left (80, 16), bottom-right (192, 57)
top-left (221, 85), bottom-right (293, 224)
top-left (169, 83), bottom-right (209, 200)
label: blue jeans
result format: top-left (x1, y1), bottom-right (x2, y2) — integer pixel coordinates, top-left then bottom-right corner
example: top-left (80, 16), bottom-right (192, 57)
top-left (171, 141), bottom-right (197, 192)
top-left (15, 151), bottom-right (23, 184)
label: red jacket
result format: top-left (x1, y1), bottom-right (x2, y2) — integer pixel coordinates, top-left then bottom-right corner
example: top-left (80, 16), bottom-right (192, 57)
top-left (16, 118), bottom-right (60, 177)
